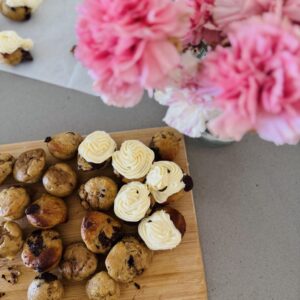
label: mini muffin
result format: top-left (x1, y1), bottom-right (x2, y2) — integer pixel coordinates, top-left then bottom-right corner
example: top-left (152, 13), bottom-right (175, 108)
top-left (78, 131), bottom-right (116, 171)
top-left (150, 129), bottom-right (181, 161)
top-left (42, 163), bottom-right (77, 197)
top-left (112, 140), bottom-right (154, 182)
top-left (105, 236), bottom-right (153, 283)
top-left (25, 194), bottom-right (67, 229)
top-left (0, 221), bottom-right (23, 259)
top-left (0, 186), bottom-right (30, 220)
top-left (114, 182), bottom-right (152, 223)
top-left (59, 242), bottom-right (97, 281)
top-left (13, 148), bottom-right (46, 183)
top-left (81, 211), bottom-right (122, 254)
top-left (138, 207), bottom-right (186, 251)
top-left (146, 161), bottom-right (193, 204)
top-left (22, 230), bottom-right (63, 272)
top-left (86, 271), bottom-right (120, 300)
top-left (45, 132), bottom-right (83, 160)
top-left (0, 31), bottom-right (33, 65)
top-left (27, 272), bottom-right (64, 300)
top-left (0, 0), bottom-right (43, 22)
top-left (0, 153), bottom-right (15, 185)
top-left (79, 176), bottom-right (118, 211)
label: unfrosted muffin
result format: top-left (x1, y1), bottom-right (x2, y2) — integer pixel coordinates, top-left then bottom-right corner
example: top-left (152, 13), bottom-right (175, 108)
top-left (86, 271), bottom-right (120, 300)
top-left (78, 131), bottom-right (116, 171)
top-left (25, 194), bottom-right (67, 229)
top-left (81, 211), bottom-right (122, 254)
top-left (105, 236), bottom-right (153, 283)
top-left (114, 182), bottom-right (152, 223)
top-left (0, 186), bottom-right (30, 220)
top-left (0, 221), bottom-right (23, 259)
top-left (112, 140), bottom-right (154, 182)
top-left (79, 176), bottom-right (118, 211)
top-left (13, 148), bottom-right (46, 183)
top-left (138, 207), bottom-right (186, 251)
top-left (27, 273), bottom-right (64, 300)
top-left (0, 31), bottom-right (33, 65)
top-left (150, 129), bottom-right (181, 161)
top-left (45, 132), bottom-right (83, 160)
top-left (0, 153), bottom-right (15, 185)
top-left (146, 161), bottom-right (193, 204)
top-left (22, 230), bottom-right (63, 272)
top-left (42, 163), bottom-right (77, 197)
top-left (0, 0), bottom-right (43, 22)
top-left (59, 242), bottom-right (97, 281)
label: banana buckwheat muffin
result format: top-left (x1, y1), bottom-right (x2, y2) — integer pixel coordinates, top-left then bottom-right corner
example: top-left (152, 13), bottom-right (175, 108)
top-left (86, 271), bottom-right (120, 300)
top-left (22, 230), bottom-right (63, 272)
top-left (105, 236), bottom-right (153, 283)
top-left (25, 194), bottom-right (67, 229)
top-left (138, 207), bottom-right (186, 251)
top-left (79, 176), bottom-right (118, 211)
top-left (78, 131), bottom-right (116, 171)
top-left (0, 221), bottom-right (23, 259)
top-left (27, 273), bottom-right (64, 300)
top-left (45, 132), bottom-right (83, 160)
top-left (0, 153), bottom-right (15, 185)
top-left (150, 129), bottom-right (181, 161)
top-left (0, 31), bottom-right (33, 65)
top-left (0, 186), bottom-right (30, 220)
top-left (59, 242), bottom-right (97, 281)
top-left (81, 211), bottom-right (123, 254)
top-left (13, 148), bottom-right (46, 183)
top-left (42, 163), bottom-right (77, 197)
top-left (0, 0), bottom-right (43, 22)
top-left (146, 161), bottom-right (193, 204)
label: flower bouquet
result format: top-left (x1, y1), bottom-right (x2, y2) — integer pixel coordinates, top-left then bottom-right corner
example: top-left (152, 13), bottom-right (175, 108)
top-left (75, 0), bottom-right (300, 145)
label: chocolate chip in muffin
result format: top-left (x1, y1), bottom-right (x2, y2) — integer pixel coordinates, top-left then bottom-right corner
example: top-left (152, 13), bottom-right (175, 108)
top-left (182, 175), bottom-right (194, 192)
top-left (27, 230), bottom-right (44, 257)
top-left (25, 204), bottom-right (40, 215)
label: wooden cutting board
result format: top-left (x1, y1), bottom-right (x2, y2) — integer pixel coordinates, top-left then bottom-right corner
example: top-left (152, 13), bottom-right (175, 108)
top-left (0, 127), bottom-right (207, 300)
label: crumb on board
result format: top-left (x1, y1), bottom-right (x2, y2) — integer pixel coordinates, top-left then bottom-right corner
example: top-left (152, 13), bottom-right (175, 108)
top-left (134, 282), bottom-right (141, 290)
top-left (0, 292), bottom-right (5, 298)
top-left (0, 266), bottom-right (21, 285)
top-left (70, 45), bottom-right (77, 54)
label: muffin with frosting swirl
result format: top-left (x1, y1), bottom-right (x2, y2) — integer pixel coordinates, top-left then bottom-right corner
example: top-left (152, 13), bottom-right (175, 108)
top-left (138, 207), bottom-right (186, 251)
top-left (78, 131), bottom-right (116, 171)
top-left (146, 161), bottom-right (193, 204)
top-left (112, 140), bottom-right (154, 182)
top-left (114, 182), bottom-right (153, 223)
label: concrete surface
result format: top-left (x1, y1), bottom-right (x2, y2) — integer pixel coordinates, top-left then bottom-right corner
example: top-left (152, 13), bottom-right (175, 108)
top-left (0, 72), bottom-right (299, 300)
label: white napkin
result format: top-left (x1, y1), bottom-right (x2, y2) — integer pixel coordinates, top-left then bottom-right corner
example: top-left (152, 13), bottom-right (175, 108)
top-left (0, 0), bottom-right (96, 96)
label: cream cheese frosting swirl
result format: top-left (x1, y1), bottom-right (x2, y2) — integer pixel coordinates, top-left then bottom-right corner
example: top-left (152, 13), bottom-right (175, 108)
top-left (112, 140), bottom-right (154, 180)
top-left (6, 0), bottom-right (43, 11)
top-left (114, 182), bottom-right (151, 222)
top-left (138, 210), bottom-right (182, 250)
top-left (0, 31), bottom-right (33, 54)
top-left (78, 131), bottom-right (116, 164)
top-left (146, 161), bottom-right (185, 204)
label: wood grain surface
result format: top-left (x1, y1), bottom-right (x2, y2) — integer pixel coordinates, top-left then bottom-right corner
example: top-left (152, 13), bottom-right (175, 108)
top-left (0, 127), bottom-right (207, 300)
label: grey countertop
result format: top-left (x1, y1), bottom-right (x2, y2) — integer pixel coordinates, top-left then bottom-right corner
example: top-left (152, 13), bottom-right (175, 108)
top-left (0, 72), bottom-right (299, 300)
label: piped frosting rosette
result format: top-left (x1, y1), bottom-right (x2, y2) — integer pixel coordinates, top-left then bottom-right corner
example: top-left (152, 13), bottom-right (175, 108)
top-left (112, 140), bottom-right (154, 180)
top-left (6, 0), bottom-right (43, 11)
top-left (78, 131), bottom-right (116, 164)
top-left (114, 182), bottom-right (151, 222)
top-left (0, 31), bottom-right (33, 54)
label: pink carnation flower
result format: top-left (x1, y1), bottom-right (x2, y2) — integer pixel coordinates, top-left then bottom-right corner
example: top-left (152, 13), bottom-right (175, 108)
top-left (203, 15), bottom-right (300, 145)
top-left (75, 0), bottom-right (191, 107)
top-left (284, 0), bottom-right (300, 23)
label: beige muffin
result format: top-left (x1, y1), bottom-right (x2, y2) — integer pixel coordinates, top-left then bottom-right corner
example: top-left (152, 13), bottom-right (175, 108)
top-left (42, 163), bottom-right (77, 197)
top-left (27, 273), bottom-right (64, 300)
top-left (25, 194), bottom-right (67, 229)
top-left (0, 153), bottom-right (15, 185)
top-left (0, 186), bottom-right (30, 220)
top-left (59, 242), bottom-right (97, 281)
top-left (45, 132), bottom-right (83, 160)
top-left (86, 271), bottom-right (120, 300)
top-left (105, 236), bottom-right (153, 283)
top-left (0, 221), bottom-right (23, 259)
top-left (79, 176), bottom-right (118, 211)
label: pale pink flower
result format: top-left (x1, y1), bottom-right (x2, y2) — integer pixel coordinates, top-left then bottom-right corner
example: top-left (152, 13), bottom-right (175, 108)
top-left (203, 15), bottom-right (300, 145)
top-left (75, 0), bottom-right (191, 107)
top-left (283, 0), bottom-right (300, 23)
